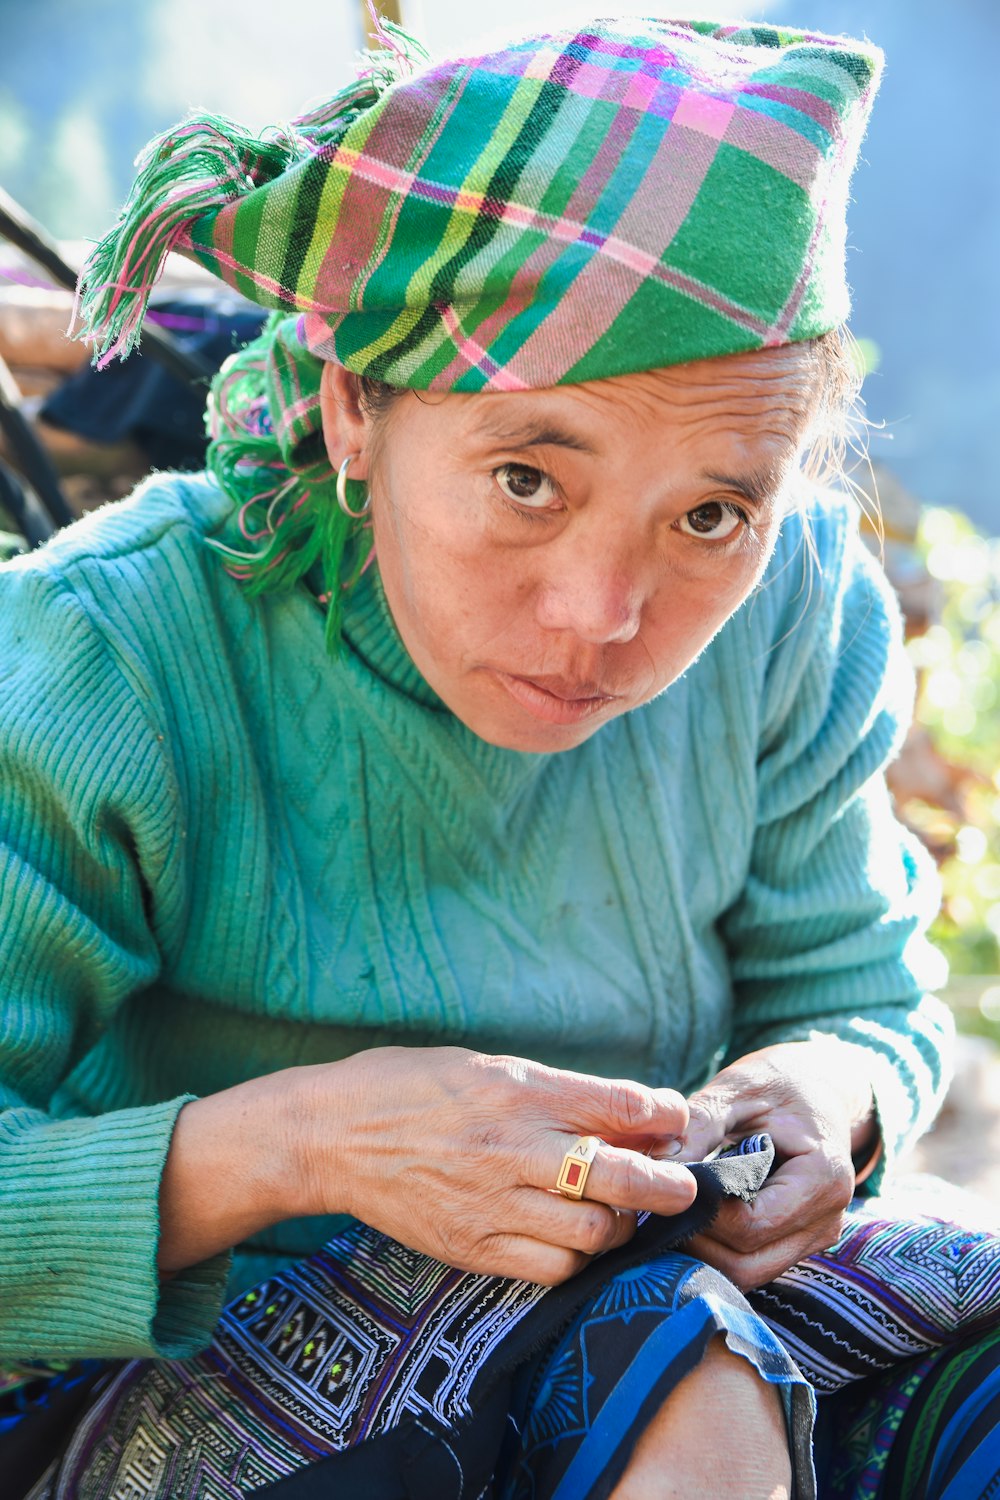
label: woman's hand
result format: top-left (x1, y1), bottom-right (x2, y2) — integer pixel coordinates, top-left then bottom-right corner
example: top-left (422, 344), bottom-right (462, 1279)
top-left (664, 1040), bottom-right (878, 1290)
top-left (158, 1047), bottom-right (695, 1283)
top-left (294, 1046), bottom-right (696, 1285)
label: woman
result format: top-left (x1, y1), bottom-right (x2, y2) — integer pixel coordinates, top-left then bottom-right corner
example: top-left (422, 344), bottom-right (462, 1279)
top-left (1, 14), bottom-right (996, 1499)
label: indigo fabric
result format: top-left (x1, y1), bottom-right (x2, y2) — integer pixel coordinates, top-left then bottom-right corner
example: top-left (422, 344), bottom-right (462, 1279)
top-left (19, 1142), bottom-right (818, 1499)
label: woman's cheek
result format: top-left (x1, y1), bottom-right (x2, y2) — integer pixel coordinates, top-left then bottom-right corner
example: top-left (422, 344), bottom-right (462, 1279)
top-left (639, 580), bottom-right (738, 685)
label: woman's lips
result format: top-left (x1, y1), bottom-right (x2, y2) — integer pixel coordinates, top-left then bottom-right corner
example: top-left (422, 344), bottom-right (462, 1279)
top-left (489, 669), bottom-right (619, 726)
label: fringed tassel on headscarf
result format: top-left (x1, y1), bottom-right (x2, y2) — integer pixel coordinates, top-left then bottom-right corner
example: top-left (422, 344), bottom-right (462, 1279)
top-left (75, 117), bottom-right (309, 368)
top-left (204, 316), bottom-right (375, 655)
top-left (74, 17), bottom-right (428, 368)
top-left (74, 14), bottom-right (429, 648)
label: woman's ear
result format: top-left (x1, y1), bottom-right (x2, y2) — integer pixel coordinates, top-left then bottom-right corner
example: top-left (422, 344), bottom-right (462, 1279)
top-left (319, 363), bottom-right (372, 482)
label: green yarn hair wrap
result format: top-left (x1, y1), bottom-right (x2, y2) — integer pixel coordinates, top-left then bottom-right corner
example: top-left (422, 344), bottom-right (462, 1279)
top-left (205, 317), bottom-right (373, 654)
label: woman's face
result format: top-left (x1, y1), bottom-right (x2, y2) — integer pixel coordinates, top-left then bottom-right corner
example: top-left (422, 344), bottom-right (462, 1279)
top-left (321, 346), bottom-right (822, 753)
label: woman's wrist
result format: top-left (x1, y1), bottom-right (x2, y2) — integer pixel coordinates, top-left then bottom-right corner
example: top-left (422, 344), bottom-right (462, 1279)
top-left (157, 1065), bottom-right (336, 1273)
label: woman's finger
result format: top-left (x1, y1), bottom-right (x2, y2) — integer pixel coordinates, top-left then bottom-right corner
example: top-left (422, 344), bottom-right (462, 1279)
top-left (463, 1234), bottom-right (593, 1286)
top-left (673, 1080), bottom-right (752, 1163)
top-left (506, 1187), bottom-right (638, 1257)
top-left (685, 1207), bottom-right (847, 1290)
top-left (513, 1059), bottom-right (690, 1143)
top-left (522, 1134), bottom-right (698, 1216)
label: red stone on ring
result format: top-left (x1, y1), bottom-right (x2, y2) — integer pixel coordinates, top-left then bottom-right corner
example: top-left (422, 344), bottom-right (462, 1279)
top-left (565, 1161), bottom-right (583, 1188)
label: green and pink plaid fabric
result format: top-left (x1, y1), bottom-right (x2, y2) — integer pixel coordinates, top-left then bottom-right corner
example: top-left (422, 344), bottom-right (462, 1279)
top-left (81, 17), bottom-right (881, 387)
top-left (175, 17), bottom-right (881, 390)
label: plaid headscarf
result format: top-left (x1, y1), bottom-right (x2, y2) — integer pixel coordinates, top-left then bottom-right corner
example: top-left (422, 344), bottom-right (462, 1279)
top-left (77, 15), bottom-right (882, 640)
top-left (81, 16), bottom-right (881, 384)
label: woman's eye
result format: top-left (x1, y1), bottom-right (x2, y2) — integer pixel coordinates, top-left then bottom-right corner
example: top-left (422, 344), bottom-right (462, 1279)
top-left (676, 501), bottom-right (746, 541)
top-left (494, 464), bottom-right (557, 509)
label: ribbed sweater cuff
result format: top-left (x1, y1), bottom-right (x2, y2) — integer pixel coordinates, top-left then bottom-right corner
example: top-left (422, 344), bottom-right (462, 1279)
top-left (0, 1096), bottom-right (230, 1361)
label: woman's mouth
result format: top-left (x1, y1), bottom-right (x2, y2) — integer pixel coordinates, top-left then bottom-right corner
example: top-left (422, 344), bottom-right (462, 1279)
top-left (489, 669), bottom-right (620, 726)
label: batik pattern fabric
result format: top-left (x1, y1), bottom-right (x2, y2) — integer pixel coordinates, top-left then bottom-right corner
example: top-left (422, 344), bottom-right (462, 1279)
top-left (498, 1254), bottom-right (815, 1500)
top-left (21, 1138), bottom-right (817, 1500)
top-left (20, 1173), bottom-right (1000, 1500)
top-left (78, 17), bottom-right (882, 389)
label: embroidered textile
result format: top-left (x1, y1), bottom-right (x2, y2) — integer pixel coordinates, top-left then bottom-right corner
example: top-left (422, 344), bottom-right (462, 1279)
top-left (818, 1325), bottom-right (1000, 1499)
top-left (753, 1194), bottom-right (1000, 1392)
top-left (19, 1152), bottom-right (1000, 1499)
top-left (23, 1141), bottom-right (798, 1498)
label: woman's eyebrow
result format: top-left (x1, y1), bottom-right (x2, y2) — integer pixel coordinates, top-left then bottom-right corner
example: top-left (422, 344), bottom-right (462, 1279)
top-left (474, 415), bottom-right (598, 455)
top-left (700, 468), bottom-right (778, 510)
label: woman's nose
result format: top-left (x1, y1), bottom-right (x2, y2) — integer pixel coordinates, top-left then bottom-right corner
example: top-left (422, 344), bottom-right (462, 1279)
top-left (534, 535), bottom-right (645, 644)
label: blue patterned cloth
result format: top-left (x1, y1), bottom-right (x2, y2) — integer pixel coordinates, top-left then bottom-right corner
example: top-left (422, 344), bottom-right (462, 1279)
top-left (816, 1324), bottom-right (1000, 1500)
top-left (9, 1162), bottom-right (1000, 1497)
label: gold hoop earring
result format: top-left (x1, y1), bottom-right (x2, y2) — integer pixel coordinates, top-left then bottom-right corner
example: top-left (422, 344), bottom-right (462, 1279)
top-left (336, 453), bottom-right (371, 519)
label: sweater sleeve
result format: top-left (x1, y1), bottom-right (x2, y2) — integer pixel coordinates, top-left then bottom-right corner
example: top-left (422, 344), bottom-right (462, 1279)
top-left (719, 501), bottom-right (954, 1190)
top-left (0, 558), bottom-right (230, 1361)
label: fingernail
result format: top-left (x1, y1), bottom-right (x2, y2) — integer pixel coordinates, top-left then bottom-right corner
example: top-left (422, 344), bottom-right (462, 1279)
top-left (662, 1137), bottom-right (684, 1157)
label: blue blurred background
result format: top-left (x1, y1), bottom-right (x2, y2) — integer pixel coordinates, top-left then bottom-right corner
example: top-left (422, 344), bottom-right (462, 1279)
top-left (0, 0), bottom-right (997, 532)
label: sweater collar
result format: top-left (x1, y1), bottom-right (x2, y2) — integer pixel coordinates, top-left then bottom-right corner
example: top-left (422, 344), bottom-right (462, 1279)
top-left (335, 559), bottom-right (556, 798)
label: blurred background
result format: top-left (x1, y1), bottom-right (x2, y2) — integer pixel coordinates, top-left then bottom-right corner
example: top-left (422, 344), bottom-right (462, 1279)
top-left (1, 0), bottom-right (998, 1189)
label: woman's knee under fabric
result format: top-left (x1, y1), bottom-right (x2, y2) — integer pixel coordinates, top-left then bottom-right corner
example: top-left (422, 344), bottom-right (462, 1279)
top-left (497, 1252), bottom-right (815, 1500)
top-left (817, 1325), bottom-right (1000, 1500)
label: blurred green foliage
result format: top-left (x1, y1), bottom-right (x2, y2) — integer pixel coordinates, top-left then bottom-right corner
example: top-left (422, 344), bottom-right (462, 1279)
top-left (905, 507), bottom-right (1000, 1034)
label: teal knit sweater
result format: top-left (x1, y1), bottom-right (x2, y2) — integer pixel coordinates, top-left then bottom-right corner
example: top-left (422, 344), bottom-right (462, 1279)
top-left (0, 474), bottom-right (952, 1363)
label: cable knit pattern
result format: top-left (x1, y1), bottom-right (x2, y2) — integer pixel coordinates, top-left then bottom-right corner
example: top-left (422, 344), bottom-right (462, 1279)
top-left (0, 474), bottom-right (952, 1361)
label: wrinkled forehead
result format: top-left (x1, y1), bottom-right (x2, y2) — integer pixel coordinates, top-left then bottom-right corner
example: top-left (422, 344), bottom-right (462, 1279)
top-left (415, 343), bottom-right (823, 455)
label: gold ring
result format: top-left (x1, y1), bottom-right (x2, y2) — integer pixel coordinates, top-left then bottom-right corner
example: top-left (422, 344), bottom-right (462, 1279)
top-left (556, 1135), bottom-right (601, 1199)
